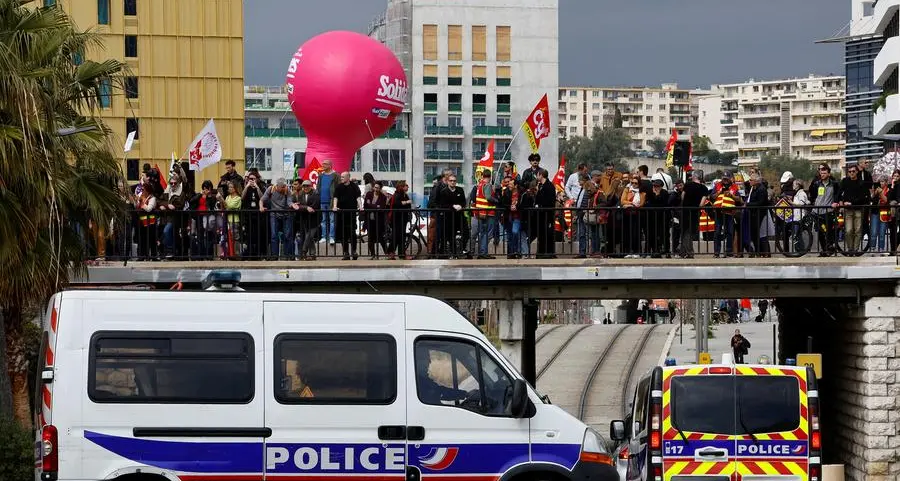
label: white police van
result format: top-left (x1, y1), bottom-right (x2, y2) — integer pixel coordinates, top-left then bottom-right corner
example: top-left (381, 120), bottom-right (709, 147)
top-left (35, 272), bottom-right (616, 481)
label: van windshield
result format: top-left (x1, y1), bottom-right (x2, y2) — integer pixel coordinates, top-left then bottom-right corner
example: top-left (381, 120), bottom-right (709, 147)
top-left (670, 376), bottom-right (801, 435)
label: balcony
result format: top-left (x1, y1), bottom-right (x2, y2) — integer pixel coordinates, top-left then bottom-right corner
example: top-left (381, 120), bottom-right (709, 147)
top-left (497, 78), bottom-right (511, 87)
top-left (875, 36), bottom-right (900, 86)
top-left (497, 104), bottom-right (511, 113)
top-left (875, 93), bottom-right (900, 135)
top-left (473, 103), bottom-right (487, 112)
top-left (875, 0), bottom-right (900, 37)
top-left (425, 125), bottom-right (464, 137)
top-left (473, 125), bottom-right (513, 137)
top-left (424, 102), bottom-right (438, 111)
top-left (423, 76), bottom-right (438, 85)
top-left (720, 118), bottom-right (734, 124)
top-left (425, 150), bottom-right (465, 160)
top-left (380, 129), bottom-right (409, 139)
top-left (448, 102), bottom-right (462, 112)
top-left (245, 127), bottom-right (306, 137)
top-left (674, 122), bottom-right (691, 127)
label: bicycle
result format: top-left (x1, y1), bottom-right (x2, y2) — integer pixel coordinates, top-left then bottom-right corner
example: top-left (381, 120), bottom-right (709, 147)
top-left (773, 208), bottom-right (870, 257)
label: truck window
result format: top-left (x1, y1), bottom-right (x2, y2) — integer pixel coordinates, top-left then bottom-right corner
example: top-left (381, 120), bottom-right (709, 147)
top-left (415, 338), bottom-right (516, 416)
top-left (274, 334), bottom-right (396, 404)
top-left (88, 331), bottom-right (253, 403)
top-left (670, 375), bottom-right (801, 435)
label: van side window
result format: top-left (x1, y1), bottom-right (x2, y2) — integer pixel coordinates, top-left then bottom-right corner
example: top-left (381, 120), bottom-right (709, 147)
top-left (632, 377), bottom-right (650, 433)
top-left (274, 334), bottom-right (396, 404)
top-left (414, 338), bottom-right (516, 416)
top-left (88, 331), bottom-right (253, 403)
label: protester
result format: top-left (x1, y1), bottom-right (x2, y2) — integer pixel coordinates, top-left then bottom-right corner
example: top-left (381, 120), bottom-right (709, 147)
top-left (332, 171), bottom-right (362, 260)
top-left (293, 180), bottom-right (320, 260)
top-left (731, 329), bottom-right (751, 363)
top-left (387, 180), bottom-right (412, 259)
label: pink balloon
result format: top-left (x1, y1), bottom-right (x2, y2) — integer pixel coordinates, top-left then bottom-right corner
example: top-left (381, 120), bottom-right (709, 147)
top-left (285, 31), bottom-right (407, 173)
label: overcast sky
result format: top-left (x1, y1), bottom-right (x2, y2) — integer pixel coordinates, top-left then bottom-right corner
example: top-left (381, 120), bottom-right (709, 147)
top-left (244, 0), bottom-right (847, 89)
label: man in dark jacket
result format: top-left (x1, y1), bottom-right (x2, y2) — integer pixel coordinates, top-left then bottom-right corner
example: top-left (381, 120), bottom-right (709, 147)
top-left (292, 180), bottom-right (321, 260)
top-left (436, 174), bottom-right (468, 258)
top-left (838, 163), bottom-right (870, 253)
top-left (745, 173), bottom-right (770, 256)
top-left (534, 168), bottom-right (557, 258)
top-left (731, 329), bottom-right (751, 363)
top-left (521, 154), bottom-right (542, 186)
top-left (218, 160), bottom-right (243, 198)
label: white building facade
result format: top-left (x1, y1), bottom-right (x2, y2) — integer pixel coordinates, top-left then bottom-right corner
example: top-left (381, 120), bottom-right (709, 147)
top-left (873, 0), bottom-right (900, 140)
top-left (556, 84), bottom-right (697, 152)
top-left (697, 76), bottom-right (847, 166)
top-left (372, 0), bottom-right (559, 200)
top-left (243, 86), bottom-right (413, 186)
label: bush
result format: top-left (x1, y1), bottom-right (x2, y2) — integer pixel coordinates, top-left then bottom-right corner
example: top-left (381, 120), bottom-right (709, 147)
top-left (0, 419), bottom-right (34, 481)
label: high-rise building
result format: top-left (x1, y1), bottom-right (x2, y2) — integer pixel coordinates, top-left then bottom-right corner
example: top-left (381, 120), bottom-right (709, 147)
top-left (556, 84), bottom-right (697, 152)
top-left (871, 0), bottom-right (900, 148)
top-left (243, 86), bottom-right (413, 185)
top-left (697, 76), bottom-right (847, 167)
top-left (372, 0), bottom-right (559, 200)
top-left (37, 0), bottom-right (245, 186)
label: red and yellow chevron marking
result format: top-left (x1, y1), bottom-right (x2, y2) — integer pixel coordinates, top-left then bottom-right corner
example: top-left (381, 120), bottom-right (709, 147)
top-left (38, 303), bottom-right (60, 429)
top-left (737, 460), bottom-right (808, 477)
top-left (664, 460), bottom-right (734, 479)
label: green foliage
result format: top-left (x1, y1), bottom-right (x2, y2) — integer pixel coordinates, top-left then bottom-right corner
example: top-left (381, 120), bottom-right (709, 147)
top-left (691, 134), bottom-right (711, 156)
top-left (759, 154), bottom-right (817, 187)
top-left (559, 127), bottom-right (632, 172)
top-left (648, 137), bottom-right (667, 155)
top-left (613, 107), bottom-right (623, 129)
top-left (0, 418), bottom-right (33, 481)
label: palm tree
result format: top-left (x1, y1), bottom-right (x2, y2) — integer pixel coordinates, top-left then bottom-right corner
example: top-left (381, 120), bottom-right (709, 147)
top-left (0, 0), bottom-right (126, 428)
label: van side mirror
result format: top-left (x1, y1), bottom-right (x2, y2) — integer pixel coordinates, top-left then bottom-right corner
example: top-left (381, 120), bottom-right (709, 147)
top-left (511, 379), bottom-right (529, 418)
top-left (610, 420), bottom-right (626, 441)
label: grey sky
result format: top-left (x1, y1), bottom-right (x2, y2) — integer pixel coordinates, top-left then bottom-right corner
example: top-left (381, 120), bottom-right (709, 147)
top-left (244, 0), bottom-right (847, 89)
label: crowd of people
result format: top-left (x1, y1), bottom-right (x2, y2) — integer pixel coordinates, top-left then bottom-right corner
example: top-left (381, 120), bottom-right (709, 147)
top-left (82, 156), bottom-right (897, 261)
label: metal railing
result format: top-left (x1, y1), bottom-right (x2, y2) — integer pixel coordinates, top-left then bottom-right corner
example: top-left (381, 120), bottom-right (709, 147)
top-left (84, 204), bottom-right (898, 262)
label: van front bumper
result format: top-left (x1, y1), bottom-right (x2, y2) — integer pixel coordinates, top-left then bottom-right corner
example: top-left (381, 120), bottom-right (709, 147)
top-left (571, 460), bottom-right (620, 481)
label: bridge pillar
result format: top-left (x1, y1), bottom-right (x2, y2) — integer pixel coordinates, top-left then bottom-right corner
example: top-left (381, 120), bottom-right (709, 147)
top-left (829, 294), bottom-right (900, 481)
top-left (498, 299), bottom-right (525, 378)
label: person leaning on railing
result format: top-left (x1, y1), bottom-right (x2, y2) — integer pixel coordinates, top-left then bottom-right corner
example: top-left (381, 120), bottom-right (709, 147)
top-left (837, 164), bottom-right (870, 254)
top-left (620, 173), bottom-right (645, 259)
top-left (808, 163), bottom-right (840, 256)
top-left (292, 179), bottom-right (320, 261)
top-left (386, 180), bottom-right (412, 260)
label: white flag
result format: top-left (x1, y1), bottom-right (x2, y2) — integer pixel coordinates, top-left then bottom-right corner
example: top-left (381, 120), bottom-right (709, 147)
top-left (123, 131), bottom-right (136, 153)
top-left (186, 119), bottom-right (223, 171)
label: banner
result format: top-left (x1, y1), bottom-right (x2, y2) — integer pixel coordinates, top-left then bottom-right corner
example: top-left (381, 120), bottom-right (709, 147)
top-left (552, 155), bottom-right (566, 192)
top-left (298, 157), bottom-right (322, 184)
top-left (187, 119), bottom-right (223, 172)
top-left (665, 129), bottom-right (677, 169)
top-left (523, 93), bottom-right (550, 153)
top-left (474, 139), bottom-right (495, 182)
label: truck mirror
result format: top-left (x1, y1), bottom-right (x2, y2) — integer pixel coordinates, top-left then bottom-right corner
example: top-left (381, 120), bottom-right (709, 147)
top-left (610, 420), bottom-right (626, 441)
top-left (511, 379), bottom-right (528, 418)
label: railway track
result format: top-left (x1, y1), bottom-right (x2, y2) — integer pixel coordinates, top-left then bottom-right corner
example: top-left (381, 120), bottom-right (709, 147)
top-left (535, 324), bottom-right (562, 345)
top-left (536, 324), bottom-right (592, 380)
top-left (577, 324), bottom-right (662, 422)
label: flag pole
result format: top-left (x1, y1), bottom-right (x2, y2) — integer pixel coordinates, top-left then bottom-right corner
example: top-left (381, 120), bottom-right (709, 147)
top-left (499, 121), bottom-right (527, 164)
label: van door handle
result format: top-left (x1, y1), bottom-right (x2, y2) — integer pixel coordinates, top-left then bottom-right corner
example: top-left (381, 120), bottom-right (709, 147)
top-left (407, 426), bottom-right (425, 441)
top-left (378, 425), bottom-right (406, 440)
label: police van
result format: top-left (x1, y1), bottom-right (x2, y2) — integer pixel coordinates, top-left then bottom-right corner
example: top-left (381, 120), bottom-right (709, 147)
top-left (609, 362), bottom-right (821, 481)
top-left (34, 281), bottom-right (617, 481)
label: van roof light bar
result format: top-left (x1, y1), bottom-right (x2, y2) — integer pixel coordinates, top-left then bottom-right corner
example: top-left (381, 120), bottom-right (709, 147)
top-left (202, 270), bottom-right (244, 291)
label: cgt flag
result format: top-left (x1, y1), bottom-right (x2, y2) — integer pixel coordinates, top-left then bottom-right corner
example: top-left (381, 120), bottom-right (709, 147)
top-left (664, 129), bottom-right (677, 169)
top-left (523, 93), bottom-right (551, 154)
top-left (475, 139), bottom-right (495, 182)
top-left (552, 155), bottom-right (566, 192)
top-left (297, 157), bottom-right (323, 184)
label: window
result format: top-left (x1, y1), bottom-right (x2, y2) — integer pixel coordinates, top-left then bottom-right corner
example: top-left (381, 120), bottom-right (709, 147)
top-left (275, 334), bottom-right (395, 404)
top-left (496, 66), bottom-right (511, 87)
top-left (372, 149), bottom-right (406, 172)
top-left (98, 0), bottom-right (110, 24)
top-left (351, 151), bottom-right (362, 172)
top-left (472, 116), bottom-right (486, 128)
top-left (424, 115), bottom-right (437, 127)
top-left (593, 91), bottom-right (600, 97)
top-left (448, 65), bottom-right (462, 86)
top-left (124, 0), bottom-right (137, 16)
top-left (99, 79), bottom-right (112, 108)
top-left (569, 115), bottom-right (576, 121)
top-left (570, 127), bottom-right (577, 134)
top-left (497, 116), bottom-right (510, 127)
top-left (126, 159), bottom-right (140, 180)
top-left (472, 65), bottom-right (487, 86)
top-left (448, 25), bottom-right (462, 61)
top-left (244, 147), bottom-right (272, 171)
top-left (496, 26), bottom-right (511, 61)
top-left (245, 117), bottom-right (267, 129)
top-left (423, 64), bottom-right (438, 85)
top-left (448, 115), bottom-right (462, 127)
top-left (423, 24), bottom-right (438, 60)
top-left (424, 141), bottom-right (438, 152)
top-left (125, 35), bottom-right (138, 57)
top-left (471, 25), bottom-right (486, 61)
top-left (126, 117), bottom-right (139, 139)
top-left (279, 117), bottom-right (299, 130)
top-left (645, 116), bottom-right (653, 122)
top-left (124, 77), bottom-right (138, 99)
top-left (414, 338), bottom-right (515, 416)
top-left (89, 332), bottom-right (254, 403)
top-left (44, 0), bottom-right (56, 6)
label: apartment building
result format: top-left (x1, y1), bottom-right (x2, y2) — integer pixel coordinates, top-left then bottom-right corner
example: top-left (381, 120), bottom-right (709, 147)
top-left (371, 0), bottom-right (559, 200)
top-left (873, 0), bottom-right (900, 143)
top-left (243, 86), bottom-right (413, 185)
top-left (39, 0), bottom-right (245, 186)
top-left (557, 84), bottom-right (696, 152)
top-left (698, 76), bottom-right (847, 167)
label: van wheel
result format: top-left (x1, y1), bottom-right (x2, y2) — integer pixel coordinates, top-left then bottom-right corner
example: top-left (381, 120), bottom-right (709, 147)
top-left (519, 472), bottom-right (568, 481)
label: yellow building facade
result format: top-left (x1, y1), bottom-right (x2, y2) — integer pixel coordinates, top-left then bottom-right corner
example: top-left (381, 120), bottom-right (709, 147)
top-left (36, 0), bottom-right (245, 186)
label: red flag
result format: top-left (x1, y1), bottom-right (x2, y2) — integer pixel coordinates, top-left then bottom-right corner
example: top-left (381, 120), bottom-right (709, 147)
top-left (552, 155), bottom-right (566, 191)
top-left (685, 142), bottom-right (694, 172)
top-left (153, 164), bottom-right (167, 190)
top-left (523, 94), bottom-right (551, 153)
top-left (299, 157), bottom-right (323, 184)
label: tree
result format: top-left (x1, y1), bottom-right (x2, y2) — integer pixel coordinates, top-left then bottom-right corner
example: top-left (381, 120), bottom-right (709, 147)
top-left (648, 138), bottom-right (667, 156)
top-left (0, 1), bottom-right (126, 428)
top-left (613, 107), bottom-right (623, 129)
top-left (691, 134), bottom-right (711, 156)
top-left (559, 127), bottom-right (632, 172)
top-left (758, 154), bottom-right (817, 190)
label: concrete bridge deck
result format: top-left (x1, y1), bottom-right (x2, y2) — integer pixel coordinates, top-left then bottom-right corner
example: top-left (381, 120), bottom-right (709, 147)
top-left (77, 256), bottom-right (900, 299)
